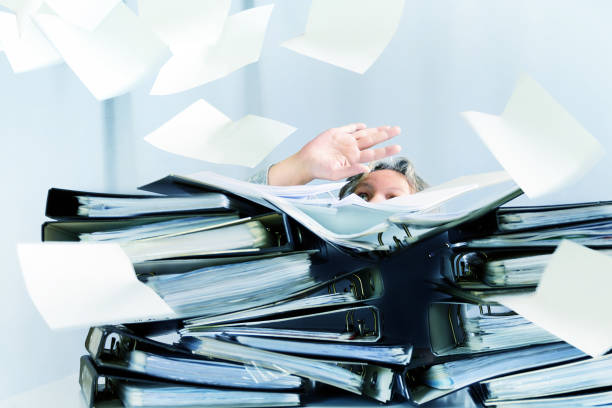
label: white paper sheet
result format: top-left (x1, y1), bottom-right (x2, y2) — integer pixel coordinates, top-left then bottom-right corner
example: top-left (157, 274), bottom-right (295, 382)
top-left (33, 3), bottom-right (170, 100)
top-left (0, 0), bottom-right (42, 35)
top-left (0, 11), bottom-right (62, 72)
top-left (281, 0), bottom-right (405, 74)
top-left (426, 171), bottom-right (512, 191)
top-left (144, 99), bottom-right (296, 168)
top-left (43, 0), bottom-right (120, 31)
top-left (137, 0), bottom-right (231, 54)
top-left (150, 4), bottom-right (273, 95)
top-left (462, 75), bottom-right (604, 198)
top-left (17, 243), bottom-right (177, 330)
top-left (491, 240), bottom-right (612, 357)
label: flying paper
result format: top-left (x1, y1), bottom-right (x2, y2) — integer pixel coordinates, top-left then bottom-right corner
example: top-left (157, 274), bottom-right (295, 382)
top-left (0, 0), bottom-right (42, 35)
top-left (43, 0), bottom-right (120, 31)
top-left (491, 240), bottom-right (612, 357)
top-left (150, 4), bottom-right (273, 95)
top-left (0, 11), bottom-right (62, 72)
top-left (34, 3), bottom-right (170, 100)
top-left (281, 0), bottom-right (405, 74)
top-left (17, 243), bottom-right (177, 330)
top-left (137, 0), bottom-right (231, 54)
top-left (144, 99), bottom-right (296, 168)
top-left (462, 75), bottom-right (604, 198)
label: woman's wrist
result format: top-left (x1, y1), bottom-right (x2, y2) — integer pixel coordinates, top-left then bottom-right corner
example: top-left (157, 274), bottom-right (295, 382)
top-left (267, 152), bottom-right (313, 185)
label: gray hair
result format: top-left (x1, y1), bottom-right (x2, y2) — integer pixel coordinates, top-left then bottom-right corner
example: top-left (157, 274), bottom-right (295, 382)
top-left (338, 157), bottom-right (428, 199)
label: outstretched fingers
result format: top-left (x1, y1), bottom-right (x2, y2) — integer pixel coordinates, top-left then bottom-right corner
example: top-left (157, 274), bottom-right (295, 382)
top-left (337, 123), bottom-right (367, 133)
top-left (358, 144), bottom-right (402, 163)
top-left (353, 126), bottom-right (401, 150)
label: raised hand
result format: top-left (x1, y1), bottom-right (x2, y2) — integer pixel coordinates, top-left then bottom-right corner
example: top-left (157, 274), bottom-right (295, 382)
top-left (268, 123), bottom-right (402, 185)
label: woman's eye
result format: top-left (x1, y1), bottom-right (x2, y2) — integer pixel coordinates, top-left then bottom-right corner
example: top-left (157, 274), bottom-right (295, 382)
top-left (386, 194), bottom-right (398, 200)
top-left (357, 192), bottom-right (370, 201)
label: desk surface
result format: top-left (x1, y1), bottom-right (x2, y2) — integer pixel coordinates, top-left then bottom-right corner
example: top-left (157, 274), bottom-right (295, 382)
top-left (0, 374), bottom-right (480, 408)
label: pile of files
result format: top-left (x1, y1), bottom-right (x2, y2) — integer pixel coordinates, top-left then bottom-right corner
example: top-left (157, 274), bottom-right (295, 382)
top-left (25, 174), bottom-right (612, 406)
top-left (404, 201), bottom-right (612, 406)
top-left (41, 185), bottom-right (415, 407)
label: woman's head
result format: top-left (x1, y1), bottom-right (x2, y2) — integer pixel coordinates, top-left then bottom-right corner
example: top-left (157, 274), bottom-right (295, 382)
top-left (338, 157), bottom-right (428, 202)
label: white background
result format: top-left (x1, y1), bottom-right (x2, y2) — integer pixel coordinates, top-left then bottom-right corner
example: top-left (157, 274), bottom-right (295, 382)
top-left (1, 0), bottom-right (611, 401)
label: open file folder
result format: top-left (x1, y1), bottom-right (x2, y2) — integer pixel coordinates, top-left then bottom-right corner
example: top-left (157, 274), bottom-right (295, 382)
top-left (140, 171), bottom-right (522, 253)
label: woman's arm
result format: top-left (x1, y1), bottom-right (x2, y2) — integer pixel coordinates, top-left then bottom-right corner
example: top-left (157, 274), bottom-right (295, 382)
top-left (267, 123), bottom-right (402, 186)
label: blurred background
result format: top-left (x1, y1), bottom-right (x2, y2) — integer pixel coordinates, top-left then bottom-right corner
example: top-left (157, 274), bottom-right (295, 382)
top-left (1, 0), bottom-right (612, 400)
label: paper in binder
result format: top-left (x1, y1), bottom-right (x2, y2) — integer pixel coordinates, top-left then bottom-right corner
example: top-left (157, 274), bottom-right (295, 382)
top-left (442, 249), bottom-right (612, 289)
top-left (428, 302), bottom-right (559, 356)
top-left (182, 266), bottom-right (384, 327)
top-left (406, 343), bottom-right (585, 405)
top-left (79, 355), bottom-right (302, 408)
top-left (43, 212), bottom-right (297, 261)
top-left (456, 219), bottom-right (612, 249)
top-left (180, 336), bottom-right (396, 403)
top-left (182, 305), bottom-right (382, 343)
top-left (496, 200), bottom-right (612, 232)
top-left (85, 326), bottom-right (305, 390)
top-left (478, 353), bottom-right (612, 403)
top-left (45, 187), bottom-right (267, 220)
top-left (181, 306), bottom-right (412, 366)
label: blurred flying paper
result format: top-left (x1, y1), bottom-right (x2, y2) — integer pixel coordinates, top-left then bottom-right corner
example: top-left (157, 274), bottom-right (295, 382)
top-left (281, 0), bottom-right (405, 74)
top-left (0, 0), bottom-right (42, 35)
top-left (491, 240), bottom-right (612, 357)
top-left (17, 243), bottom-right (177, 329)
top-left (34, 3), bottom-right (170, 100)
top-left (0, 11), bottom-right (62, 72)
top-left (462, 75), bottom-right (604, 198)
top-left (150, 4), bottom-right (273, 95)
top-left (43, 0), bottom-right (121, 31)
top-left (144, 99), bottom-right (296, 168)
top-left (137, 0), bottom-right (231, 54)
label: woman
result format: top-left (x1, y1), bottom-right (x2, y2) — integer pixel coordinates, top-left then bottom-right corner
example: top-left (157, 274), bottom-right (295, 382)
top-left (251, 123), bottom-right (428, 202)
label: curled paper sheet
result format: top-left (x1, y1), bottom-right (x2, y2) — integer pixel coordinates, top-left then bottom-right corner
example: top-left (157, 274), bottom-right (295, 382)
top-left (43, 0), bottom-right (121, 31)
top-left (491, 240), bottom-right (612, 357)
top-left (0, 11), bottom-right (62, 73)
top-left (462, 74), bottom-right (604, 198)
top-left (137, 0), bottom-right (231, 54)
top-left (150, 4), bottom-right (273, 95)
top-left (16, 242), bottom-right (177, 330)
top-left (144, 99), bottom-right (296, 168)
top-left (34, 3), bottom-right (170, 100)
top-left (281, 0), bottom-right (405, 74)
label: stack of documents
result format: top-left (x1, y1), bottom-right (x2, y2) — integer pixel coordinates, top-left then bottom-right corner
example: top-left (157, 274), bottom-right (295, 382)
top-left (24, 174), bottom-right (612, 407)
